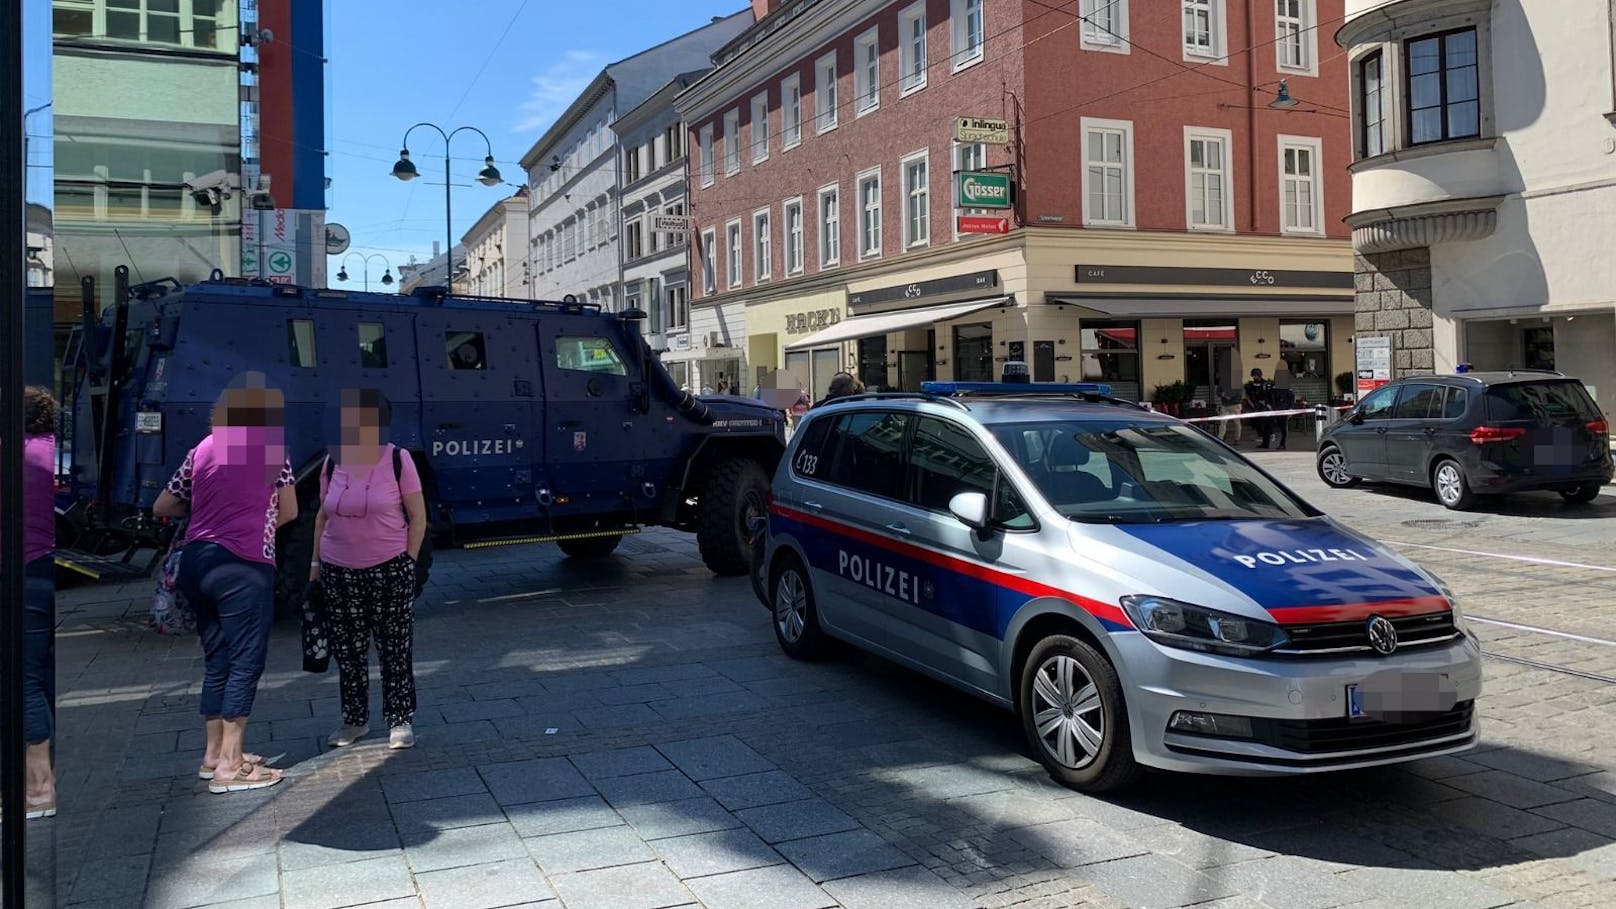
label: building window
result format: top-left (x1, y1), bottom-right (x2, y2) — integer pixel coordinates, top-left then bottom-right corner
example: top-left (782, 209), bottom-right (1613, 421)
top-left (626, 220), bottom-right (644, 260)
top-left (953, 142), bottom-right (989, 235)
top-left (663, 124), bottom-right (682, 163)
top-left (751, 92), bottom-right (769, 163)
top-left (900, 2), bottom-right (928, 95)
top-left (699, 125), bottom-right (714, 186)
top-left (667, 283), bottom-right (689, 330)
top-left (55, 0), bottom-right (235, 51)
top-left (1407, 28), bottom-right (1480, 145)
top-left (816, 53), bottom-right (839, 133)
top-left (1360, 51), bottom-right (1386, 158)
top-left (858, 169), bottom-right (882, 260)
top-left (1082, 118), bottom-right (1134, 227)
top-left (855, 27), bottom-right (880, 115)
top-left (1279, 136), bottom-right (1322, 234)
top-left (754, 209), bottom-right (772, 282)
top-left (702, 228), bottom-right (717, 294)
top-left (785, 198), bottom-right (805, 275)
top-left (625, 145), bottom-right (642, 182)
top-left (1081, 0), bottom-right (1128, 50)
top-left (819, 184), bottom-right (841, 267)
top-left (781, 75), bottom-right (803, 149)
top-left (1182, 0), bottom-right (1224, 61)
top-left (1276, 0), bottom-right (1316, 74)
top-left (1184, 128), bottom-right (1231, 230)
top-left (1079, 320), bottom-right (1141, 403)
top-left (951, 0), bottom-right (984, 70)
top-left (726, 220), bottom-right (743, 287)
top-left (902, 152), bottom-right (930, 249)
top-left (723, 109), bottom-right (740, 175)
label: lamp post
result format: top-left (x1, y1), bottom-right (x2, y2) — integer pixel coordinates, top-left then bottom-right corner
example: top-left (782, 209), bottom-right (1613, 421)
top-left (337, 252), bottom-right (394, 292)
top-left (390, 123), bottom-right (502, 285)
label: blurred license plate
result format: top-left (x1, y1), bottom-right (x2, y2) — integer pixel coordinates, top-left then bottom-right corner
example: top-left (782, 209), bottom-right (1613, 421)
top-left (1346, 684), bottom-right (1365, 718)
top-left (1348, 672), bottom-right (1456, 720)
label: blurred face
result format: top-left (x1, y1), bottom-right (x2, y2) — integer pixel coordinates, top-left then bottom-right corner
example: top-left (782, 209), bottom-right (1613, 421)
top-left (212, 384), bottom-right (286, 481)
top-left (338, 389), bottom-right (387, 463)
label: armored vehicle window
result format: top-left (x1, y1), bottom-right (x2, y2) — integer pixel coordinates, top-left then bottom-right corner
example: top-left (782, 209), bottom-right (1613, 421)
top-left (910, 417), bottom-right (1033, 529)
top-left (359, 323), bottom-right (388, 369)
top-left (556, 336), bottom-right (627, 376)
top-left (823, 411), bottom-right (910, 500)
top-left (287, 319), bottom-right (318, 368)
top-left (447, 331), bottom-right (487, 370)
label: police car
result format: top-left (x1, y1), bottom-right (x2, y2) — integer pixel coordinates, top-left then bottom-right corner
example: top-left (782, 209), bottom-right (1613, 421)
top-left (755, 381), bottom-right (1483, 791)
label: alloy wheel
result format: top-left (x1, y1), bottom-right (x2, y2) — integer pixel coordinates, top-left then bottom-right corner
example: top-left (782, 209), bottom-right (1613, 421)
top-left (1436, 464), bottom-right (1463, 506)
top-left (1321, 450), bottom-right (1350, 486)
top-left (774, 569), bottom-right (807, 644)
top-left (1030, 655), bottom-right (1105, 770)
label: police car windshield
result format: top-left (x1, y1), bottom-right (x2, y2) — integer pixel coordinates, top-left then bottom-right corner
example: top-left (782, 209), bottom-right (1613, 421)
top-left (988, 419), bottom-right (1312, 524)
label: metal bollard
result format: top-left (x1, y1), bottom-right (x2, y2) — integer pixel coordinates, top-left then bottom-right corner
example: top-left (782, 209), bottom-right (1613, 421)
top-left (1314, 404), bottom-right (1329, 446)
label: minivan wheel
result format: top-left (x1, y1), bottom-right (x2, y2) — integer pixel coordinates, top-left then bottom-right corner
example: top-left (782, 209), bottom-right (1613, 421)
top-left (1018, 635), bottom-right (1140, 792)
top-left (1432, 459), bottom-right (1475, 510)
top-left (1316, 446), bottom-right (1360, 488)
top-left (1561, 483), bottom-right (1602, 505)
top-left (771, 556), bottom-right (831, 661)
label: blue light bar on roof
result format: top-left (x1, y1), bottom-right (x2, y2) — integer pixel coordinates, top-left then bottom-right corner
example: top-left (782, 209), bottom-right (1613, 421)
top-left (921, 381), bottom-right (1115, 396)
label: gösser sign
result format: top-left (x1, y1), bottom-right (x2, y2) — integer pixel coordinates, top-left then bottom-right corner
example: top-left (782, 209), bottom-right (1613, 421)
top-left (956, 171), bottom-right (1012, 209)
top-left (954, 116), bottom-right (1010, 144)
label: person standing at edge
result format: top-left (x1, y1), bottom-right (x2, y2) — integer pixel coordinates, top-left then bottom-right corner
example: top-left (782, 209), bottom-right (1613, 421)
top-left (312, 389), bottom-right (426, 750)
top-left (153, 374), bottom-right (296, 793)
top-left (10, 387), bottom-right (60, 818)
top-left (1242, 368), bottom-right (1275, 450)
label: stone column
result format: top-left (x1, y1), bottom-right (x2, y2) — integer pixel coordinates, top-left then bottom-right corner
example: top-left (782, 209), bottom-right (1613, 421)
top-left (1354, 248), bottom-right (1435, 378)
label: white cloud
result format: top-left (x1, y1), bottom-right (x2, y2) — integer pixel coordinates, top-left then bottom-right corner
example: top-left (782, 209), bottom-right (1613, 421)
top-left (514, 50), bottom-right (605, 133)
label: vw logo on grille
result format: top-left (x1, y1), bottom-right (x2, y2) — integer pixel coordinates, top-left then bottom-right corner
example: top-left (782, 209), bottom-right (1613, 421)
top-left (1366, 615), bottom-right (1399, 655)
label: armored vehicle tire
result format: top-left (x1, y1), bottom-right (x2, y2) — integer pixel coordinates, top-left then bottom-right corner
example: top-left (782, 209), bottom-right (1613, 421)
top-left (697, 457), bottom-right (771, 576)
top-left (771, 555), bottom-right (831, 660)
top-left (557, 534), bottom-right (623, 559)
top-left (1018, 634), bottom-right (1141, 793)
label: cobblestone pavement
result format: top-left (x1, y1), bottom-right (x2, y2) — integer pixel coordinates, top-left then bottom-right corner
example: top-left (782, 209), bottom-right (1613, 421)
top-left (29, 452), bottom-right (1616, 908)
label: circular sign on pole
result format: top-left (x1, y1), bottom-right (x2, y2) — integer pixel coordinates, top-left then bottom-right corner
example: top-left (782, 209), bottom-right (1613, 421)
top-left (325, 222), bottom-right (352, 256)
top-left (268, 251), bottom-right (294, 275)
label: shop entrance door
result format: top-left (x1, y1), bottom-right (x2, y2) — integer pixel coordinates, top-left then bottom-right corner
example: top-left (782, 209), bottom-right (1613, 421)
top-left (954, 322), bottom-right (994, 382)
top-left (898, 350), bottom-right (935, 391)
top-left (1183, 322), bottom-right (1240, 407)
top-left (1523, 326), bottom-right (1555, 371)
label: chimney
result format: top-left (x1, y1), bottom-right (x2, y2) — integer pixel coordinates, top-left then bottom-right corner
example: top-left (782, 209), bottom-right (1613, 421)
top-left (750, 0), bottom-right (780, 21)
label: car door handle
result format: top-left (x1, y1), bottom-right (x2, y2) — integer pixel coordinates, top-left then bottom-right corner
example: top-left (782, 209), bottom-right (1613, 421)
top-left (885, 522), bottom-right (912, 536)
top-left (801, 500), bottom-right (823, 511)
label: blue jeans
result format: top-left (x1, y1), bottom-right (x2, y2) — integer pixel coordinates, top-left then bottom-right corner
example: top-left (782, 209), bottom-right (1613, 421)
top-left (179, 542), bottom-right (275, 719)
top-left (24, 556), bottom-right (56, 744)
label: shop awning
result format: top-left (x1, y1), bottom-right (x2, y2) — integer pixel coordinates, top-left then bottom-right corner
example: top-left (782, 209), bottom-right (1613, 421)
top-left (785, 296), bottom-right (1010, 350)
top-left (1051, 295), bottom-right (1352, 318)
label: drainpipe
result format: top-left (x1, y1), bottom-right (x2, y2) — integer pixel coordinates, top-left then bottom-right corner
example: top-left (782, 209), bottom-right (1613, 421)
top-left (1246, 0), bottom-right (1259, 233)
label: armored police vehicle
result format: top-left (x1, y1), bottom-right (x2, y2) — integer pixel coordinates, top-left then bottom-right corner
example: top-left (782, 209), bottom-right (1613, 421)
top-left (56, 268), bottom-right (785, 612)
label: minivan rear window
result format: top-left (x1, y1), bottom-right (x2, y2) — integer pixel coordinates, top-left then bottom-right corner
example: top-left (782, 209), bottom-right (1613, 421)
top-left (1485, 381), bottom-right (1599, 423)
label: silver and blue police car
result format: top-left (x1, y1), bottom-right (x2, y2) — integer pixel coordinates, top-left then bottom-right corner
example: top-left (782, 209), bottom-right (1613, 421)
top-left (754, 381), bottom-right (1483, 791)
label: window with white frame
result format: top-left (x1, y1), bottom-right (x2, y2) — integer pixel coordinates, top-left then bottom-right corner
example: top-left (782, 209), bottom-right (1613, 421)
top-left (782, 75), bottom-right (802, 148)
top-left (1182, 0), bottom-right (1224, 60)
top-left (702, 228), bottom-right (717, 294)
top-left (699, 125), bottom-right (714, 186)
top-left (754, 210), bottom-right (772, 281)
top-left (855, 27), bottom-right (880, 114)
top-left (625, 145), bottom-right (642, 182)
top-left (1360, 51), bottom-right (1386, 158)
top-left (726, 220), bottom-right (743, 287)
top-left (900, 3), bottom-right (928, 94)
top-left (816, 53), bottom-right (839, 133)
top-left (1279, 137), bottom-right (1322, 234)
top-left (666, 283), bottom-right (689, 329)
top-left (819, 185), bottom-right (841, 267)
top-left (951, 0), bottom-right (984, 70)
top-left (953, 142), bottom-right (989, 235)
top-left (751, 93), bottom-right (769, 163)
top-left (902, 152), bottom-right (930, 249)
top-left (54, 0), bottom-right (237, 51)
top-left (858, 169), bottom-right (882, 259)
top-left (663, 124), bottom-right (682, 164)
top-left (1082, 118), bottom-right (1134, 227)
top-left (785, 198), bottom-right (805, 274)
top-left (1081, 0), bottom-right (1128, 51)
top-left (723, 109), bottom-right (740, 175)
top-left (1275, 0), bottom-right (1315, 74)
top-left (1184, 128), bottom-right (1231, 230)
top-left (626, 220), bottom-right (644, 259)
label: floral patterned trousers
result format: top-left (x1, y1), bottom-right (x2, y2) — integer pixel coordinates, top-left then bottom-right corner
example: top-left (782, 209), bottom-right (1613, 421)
top-left (321, 554), bottom-right (417, 728)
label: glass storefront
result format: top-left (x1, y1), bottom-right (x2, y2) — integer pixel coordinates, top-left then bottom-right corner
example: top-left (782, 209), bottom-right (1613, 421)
top-left (1279, 320), bottom-right (1332, 406)
top-left (857, 336), bottom-right (887, 391)
top-left (1079, 319), bottom-right (1142, 402)
top-left (1182, 319), bottom-right (1241, 406)
top-left (954, 322), bottom-right (993, 382)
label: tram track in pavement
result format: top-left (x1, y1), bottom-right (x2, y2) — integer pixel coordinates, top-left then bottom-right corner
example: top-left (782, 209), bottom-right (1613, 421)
top-left (1464, 614), bottom-right (1616, 685)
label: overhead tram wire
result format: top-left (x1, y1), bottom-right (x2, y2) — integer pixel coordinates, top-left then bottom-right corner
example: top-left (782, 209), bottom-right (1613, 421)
top-left (445, 0), bottom-right (533, 121)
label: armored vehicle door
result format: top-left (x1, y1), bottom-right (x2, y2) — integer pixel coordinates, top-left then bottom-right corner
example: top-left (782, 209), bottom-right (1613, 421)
top-left (537, 321), bottom-right (657, 519)
top-left (414, 309), bottom-right (547, 530)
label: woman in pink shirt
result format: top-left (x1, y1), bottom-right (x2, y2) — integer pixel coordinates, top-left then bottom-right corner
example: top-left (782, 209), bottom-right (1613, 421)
top-left (14, 388), bottom-right (59, 818)
top-left (311, 389), bottom-right (427, 750)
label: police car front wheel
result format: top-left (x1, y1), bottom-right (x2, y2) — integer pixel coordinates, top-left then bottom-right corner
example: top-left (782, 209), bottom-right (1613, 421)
top-left (1019, 635), bottom-right (1140, 792)
top-left (772, 556), bottom-right (831, 660)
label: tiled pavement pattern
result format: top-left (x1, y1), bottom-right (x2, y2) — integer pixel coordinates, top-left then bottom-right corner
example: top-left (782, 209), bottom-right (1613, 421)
top-left (28, 455), bottom-right (1616, 909)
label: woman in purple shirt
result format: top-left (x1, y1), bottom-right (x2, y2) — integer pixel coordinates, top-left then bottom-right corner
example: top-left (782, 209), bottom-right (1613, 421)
top-left (17, 388), bottom-right (59, 818)
top-left (154, 376), bottom-right (298, 793)
top-left (312, 389), bottom-right (427, 750)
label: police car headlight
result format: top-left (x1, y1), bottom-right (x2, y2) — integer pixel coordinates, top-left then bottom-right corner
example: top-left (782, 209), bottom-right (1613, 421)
top-left (1120, 595), bottom-right (1290, 657)
top-left (1428, 573), bottom-right (1472, 635)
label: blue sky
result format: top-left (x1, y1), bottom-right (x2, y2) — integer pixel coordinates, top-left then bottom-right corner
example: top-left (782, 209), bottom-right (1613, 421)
top-left (324, 0), bottom-right (745, 284)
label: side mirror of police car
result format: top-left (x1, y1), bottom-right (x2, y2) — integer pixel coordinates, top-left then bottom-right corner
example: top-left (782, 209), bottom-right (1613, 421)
top-left (948, 492), bottom-right (991, 531)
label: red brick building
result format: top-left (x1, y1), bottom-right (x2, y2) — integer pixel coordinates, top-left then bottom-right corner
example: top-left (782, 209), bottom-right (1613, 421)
top-left (676, 0), bottom-right (1356, 407)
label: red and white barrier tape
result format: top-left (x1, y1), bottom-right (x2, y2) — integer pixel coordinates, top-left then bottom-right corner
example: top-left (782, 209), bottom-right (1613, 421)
top-left (1180, 408), bottom-right (1320, 424)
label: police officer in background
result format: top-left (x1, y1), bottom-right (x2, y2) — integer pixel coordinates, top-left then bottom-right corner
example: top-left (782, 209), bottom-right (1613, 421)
top-left (1243, 368), bottom-right (1275, 449)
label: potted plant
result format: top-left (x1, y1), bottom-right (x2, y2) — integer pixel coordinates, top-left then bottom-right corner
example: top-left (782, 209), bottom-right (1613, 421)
top-left (1151, 381), bottom-right (1192, 416)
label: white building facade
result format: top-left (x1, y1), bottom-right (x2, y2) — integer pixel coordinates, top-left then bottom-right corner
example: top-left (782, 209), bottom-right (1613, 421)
top-left (521, 11), bottom-right (753, 314)
top-left (460, 187), bottom-right (530, 298)
top-left (1340, 0), bottom-right (1616, 414)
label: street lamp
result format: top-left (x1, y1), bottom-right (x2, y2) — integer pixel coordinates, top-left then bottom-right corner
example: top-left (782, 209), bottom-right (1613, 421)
top-left (336, 252), bottom-right (394, 292)
top-left (390, 122), bottom-right (502, 284)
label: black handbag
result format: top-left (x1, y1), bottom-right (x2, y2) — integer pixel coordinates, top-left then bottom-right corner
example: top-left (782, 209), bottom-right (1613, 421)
top-left (302, 579), bottom-right (330, 673)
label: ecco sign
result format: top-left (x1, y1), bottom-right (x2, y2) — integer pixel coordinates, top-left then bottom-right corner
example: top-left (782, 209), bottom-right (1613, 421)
top-left (956, 171), bottom-right (1012, 209)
